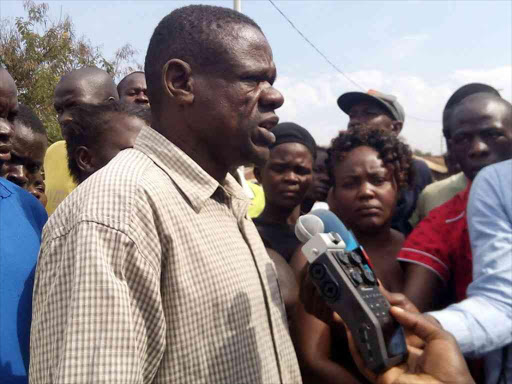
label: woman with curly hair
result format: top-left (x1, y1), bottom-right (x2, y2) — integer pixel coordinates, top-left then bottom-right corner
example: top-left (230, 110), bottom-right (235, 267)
top-left (290, 126), bottom-right (414, 384)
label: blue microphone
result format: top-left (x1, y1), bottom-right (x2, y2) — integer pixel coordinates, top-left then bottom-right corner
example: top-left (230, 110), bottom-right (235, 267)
top-left (309, 209), bottom-right (359, 251)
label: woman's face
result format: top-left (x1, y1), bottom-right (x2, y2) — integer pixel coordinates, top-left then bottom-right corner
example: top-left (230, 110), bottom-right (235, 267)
top-left (331, 146), bottom-right (398, 233)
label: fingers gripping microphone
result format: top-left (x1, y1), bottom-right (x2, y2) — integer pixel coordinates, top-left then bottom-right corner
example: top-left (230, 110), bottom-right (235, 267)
top-left (295, 209), bottom-right (408, 373)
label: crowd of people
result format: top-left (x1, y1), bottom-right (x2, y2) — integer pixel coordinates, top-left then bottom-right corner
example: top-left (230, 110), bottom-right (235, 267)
top-left (0, 4), bottom-right (510, 384)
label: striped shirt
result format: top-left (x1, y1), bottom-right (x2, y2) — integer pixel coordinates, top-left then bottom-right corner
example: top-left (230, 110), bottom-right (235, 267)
top-left (30, 125), bottom-right (301, 384)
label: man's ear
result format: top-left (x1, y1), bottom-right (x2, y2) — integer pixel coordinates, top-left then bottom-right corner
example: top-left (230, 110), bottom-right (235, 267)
top-left (391, 120), bottom-right (403, 135)
top-left (254, 166), bottom-right (263, 184)
top-left (75, 146), bottom-right (94, 177)
top-left (161, 59), bottom-right (194, 105)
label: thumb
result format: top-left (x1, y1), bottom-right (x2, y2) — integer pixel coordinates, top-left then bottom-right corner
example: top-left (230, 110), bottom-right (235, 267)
top-left (389, 307), bottom-right (445, 344)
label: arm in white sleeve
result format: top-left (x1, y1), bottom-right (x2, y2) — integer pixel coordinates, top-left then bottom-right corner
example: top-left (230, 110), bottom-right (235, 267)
top-left (429, 161), bottom-right (512, 357)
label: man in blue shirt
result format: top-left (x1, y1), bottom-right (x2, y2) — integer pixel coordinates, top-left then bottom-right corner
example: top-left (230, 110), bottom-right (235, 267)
top-left (0, 67), bottom-right (48, 384)
top-left (429, 159), bottom-right (512, 384)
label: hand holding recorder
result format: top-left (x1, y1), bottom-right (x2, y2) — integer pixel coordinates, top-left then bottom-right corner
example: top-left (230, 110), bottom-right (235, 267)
top-left (296, 210), bottom-right (474, 383)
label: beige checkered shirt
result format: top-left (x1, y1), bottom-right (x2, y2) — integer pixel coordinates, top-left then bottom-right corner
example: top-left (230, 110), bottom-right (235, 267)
top-left (30, 125), bottom-right (302, 384)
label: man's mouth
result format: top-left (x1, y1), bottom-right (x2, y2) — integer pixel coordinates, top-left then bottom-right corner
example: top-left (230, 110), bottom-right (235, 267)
top-left (259, 115), bottom-right (280, 130)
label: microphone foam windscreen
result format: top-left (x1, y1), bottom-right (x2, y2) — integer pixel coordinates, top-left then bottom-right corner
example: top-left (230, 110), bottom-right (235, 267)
top-left (295, 214), bottom-right (324, 243)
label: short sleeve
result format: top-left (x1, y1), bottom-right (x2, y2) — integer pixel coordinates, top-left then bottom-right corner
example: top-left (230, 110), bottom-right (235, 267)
top-left (398, 207), bottom-right (452, 283)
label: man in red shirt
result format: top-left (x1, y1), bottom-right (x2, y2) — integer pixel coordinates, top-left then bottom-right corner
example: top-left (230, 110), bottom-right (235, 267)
top-left (399, 92), bottom-right (512, 312)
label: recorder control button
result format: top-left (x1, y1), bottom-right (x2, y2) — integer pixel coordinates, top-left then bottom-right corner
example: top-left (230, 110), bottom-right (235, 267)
top-left (362, 265), bottom-right (376, 283)
top-left (349, 252), bottom-right (362, 264)
top-left (335, 251), bottom-right (349, 265)
top-left (350, 270), bottom-right (363, 285)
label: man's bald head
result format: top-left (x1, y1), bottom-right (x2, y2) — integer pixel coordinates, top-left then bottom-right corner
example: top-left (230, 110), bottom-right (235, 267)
top-left (54, 67), bottom-right (119, 129)
top-left (117, 71), bottom-right (149, 107)
top-left (0, 68), bottom-right (17, 100)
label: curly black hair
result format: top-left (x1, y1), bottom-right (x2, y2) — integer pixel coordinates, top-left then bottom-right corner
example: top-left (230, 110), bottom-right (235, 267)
top-left (327, 126), bottom-right (414, 193)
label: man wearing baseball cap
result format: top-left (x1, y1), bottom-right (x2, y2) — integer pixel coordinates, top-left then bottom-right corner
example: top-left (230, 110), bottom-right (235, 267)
top-left (337, 89), bottom-right (433, 235)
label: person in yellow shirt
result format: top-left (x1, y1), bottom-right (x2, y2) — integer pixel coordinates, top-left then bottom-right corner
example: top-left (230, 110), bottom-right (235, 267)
top-left (43, 141), bottom-right (76, 215)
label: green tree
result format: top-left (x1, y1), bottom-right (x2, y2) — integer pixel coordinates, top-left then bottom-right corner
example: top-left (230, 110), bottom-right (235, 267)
top-left (0, 0), bottom-right (141, 143)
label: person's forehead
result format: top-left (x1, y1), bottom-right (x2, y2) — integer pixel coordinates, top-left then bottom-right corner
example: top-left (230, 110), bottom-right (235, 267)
top-left (12, 123), bottom-right (47, 149)
top-left (55, 77), bottom-right (109, 104)
top-left (221, 25), bottom-right (274, 71)
top-left (54, 80), bottom-right (86, 103)
top-left (123, 74), bottom-right (146, 90)
top-left (452, 100), bottom-right (510, 133)
top-left (336, 146), bottom-right (385, 172)
top-left (270, 142), bottom-right (313, 159)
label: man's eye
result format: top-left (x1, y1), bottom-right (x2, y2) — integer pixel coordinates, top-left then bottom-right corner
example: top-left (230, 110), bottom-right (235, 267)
top-left (453, 135), bottom-right (470, 145)
top-left (483, 131), bottom-right (503, 139)
top-left (28, 164), bottom-right (41, 173)
top-left (340, 180), bottom-right (357, 188)
top-left (270, 165), bottom-right (285, 173)
top-left (296, 168), bottom-right (312, 176)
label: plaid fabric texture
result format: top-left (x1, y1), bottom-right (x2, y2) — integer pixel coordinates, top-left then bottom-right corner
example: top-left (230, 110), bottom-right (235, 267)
top-left (30, 125), bottom-right (301, 384)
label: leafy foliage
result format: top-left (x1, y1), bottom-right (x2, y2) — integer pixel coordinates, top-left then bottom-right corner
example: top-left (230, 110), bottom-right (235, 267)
top-left (0, 0), bottom-right (142, 143)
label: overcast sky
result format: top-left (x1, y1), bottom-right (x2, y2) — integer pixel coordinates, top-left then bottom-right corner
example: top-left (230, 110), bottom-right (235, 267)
top-left (1, 0), bottom-right (511, 154)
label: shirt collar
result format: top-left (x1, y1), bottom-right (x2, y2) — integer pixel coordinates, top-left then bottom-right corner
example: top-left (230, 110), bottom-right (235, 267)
top-left (0, 178), bottom-right (13, 199)
top-left (134, 125), bottom-right (250, 213)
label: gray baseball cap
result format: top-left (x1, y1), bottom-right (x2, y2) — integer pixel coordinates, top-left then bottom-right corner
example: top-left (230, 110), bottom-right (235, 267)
top-left (337, 89), bottom-right (405, 122)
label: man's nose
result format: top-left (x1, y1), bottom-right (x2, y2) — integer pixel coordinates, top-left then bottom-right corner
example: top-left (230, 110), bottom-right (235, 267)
top-left (283, 170), bottom-right (300, 183)
top-left (136, 93), bottom-right (149, 104)
top-left (6, 165), bottom-right (29, 189)
top-left (468, 137), bottom-right (490, 158)
top-left (0, 120), bottom-right (14, 143)
top-left (58, 108), bottom-right (75, 127)
top-left (260, 85), bottom-right (284, 110)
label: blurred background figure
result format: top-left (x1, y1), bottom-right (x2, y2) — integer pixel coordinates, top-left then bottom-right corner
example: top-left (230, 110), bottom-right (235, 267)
top-left (117, 71), bottom-right (149, 108)
top-left (253, 122), bottom-right (316, 263)
top-left (62, 102), bottom-right (146, 184)
top-left (27, 172), bottom-right (47, 208)
top-left (301, 145), bottom-right (330, 213)
top-left (45, 66), bottom-right (119, 214)
top-left (1, 104), bottom-right (47, 206)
